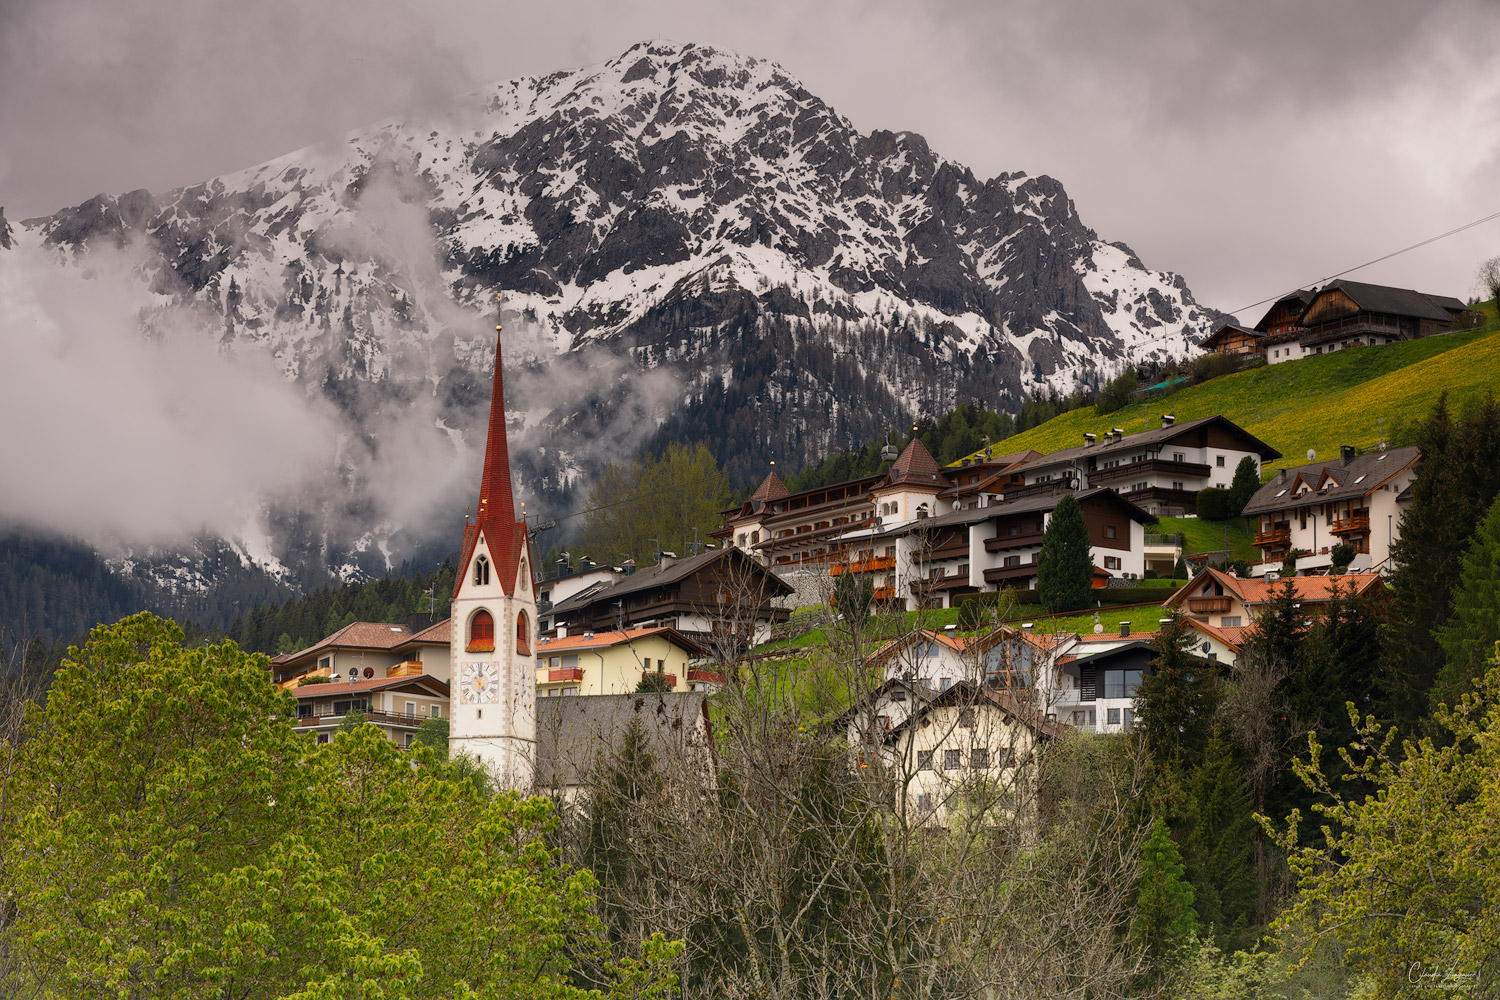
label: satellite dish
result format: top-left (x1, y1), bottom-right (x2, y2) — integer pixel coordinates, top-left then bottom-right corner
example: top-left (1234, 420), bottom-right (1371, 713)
top-left (1306, 448), bottom-right (1316, 462)
top-left (1378, 441), bottom-right (1387, 452)
top-left (363, 666), bottom-right (375, 679)
top-left (1202, 642), bottom-right (1212, 654)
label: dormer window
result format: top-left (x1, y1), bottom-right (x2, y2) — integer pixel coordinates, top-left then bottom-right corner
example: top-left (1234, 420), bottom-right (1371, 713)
top-left (474, 555), bottom-right (490, 587)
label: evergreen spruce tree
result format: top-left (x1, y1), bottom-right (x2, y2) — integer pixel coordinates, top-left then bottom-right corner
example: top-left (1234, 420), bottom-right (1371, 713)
top-left (1227, 455), bottom-right (1262, 516)
top-left (1037, 493), bottom-right (1093, 613)
top-left (1432, 493), bottom-right (1500, 706)
top-left (1137, 615), bottom-right (1220, 769)
top-left (1130, 817), bottom-right (1198, 971)
top-left (1180, 729), bottom-right (1258, 943)
top-left (1379, 392), bottom-right (1500, 726)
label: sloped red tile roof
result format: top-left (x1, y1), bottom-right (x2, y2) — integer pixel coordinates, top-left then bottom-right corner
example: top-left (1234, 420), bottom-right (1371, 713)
top-left (401, 619), bottom-right (451, 645)
top-left (534, 627), bottom-right (708, 656)
top-left (750, 471), bottom-right (790, 504)
top-left (1167, 568), bottom-right (1384, 608)
top-left (885, 438), bottom-right (946, 487)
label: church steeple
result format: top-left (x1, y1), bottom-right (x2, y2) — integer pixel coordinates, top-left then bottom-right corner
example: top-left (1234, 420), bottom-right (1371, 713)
top-left (456, 298), bottom-right (528, 597)
top-left (476, 320), bottom-right (515, 531)
top-left (448, 296), bottom-right (537, 791)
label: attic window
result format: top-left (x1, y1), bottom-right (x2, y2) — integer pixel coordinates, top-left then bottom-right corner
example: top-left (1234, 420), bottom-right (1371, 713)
top-left (1377, 454), bottom-right (1387, 461)
top-left (1275, 489), bottom-right (1288, 498)
top-left (1353, 475), bottom-right (1367, 484)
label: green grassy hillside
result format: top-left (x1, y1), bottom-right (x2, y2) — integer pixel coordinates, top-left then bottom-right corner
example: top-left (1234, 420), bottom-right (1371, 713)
top-left (960, 304), bottom-right (1500, 475)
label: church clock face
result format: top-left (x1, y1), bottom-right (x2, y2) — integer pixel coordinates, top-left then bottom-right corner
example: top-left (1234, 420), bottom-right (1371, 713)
top-left (460, 661), bottom-right (500, 704)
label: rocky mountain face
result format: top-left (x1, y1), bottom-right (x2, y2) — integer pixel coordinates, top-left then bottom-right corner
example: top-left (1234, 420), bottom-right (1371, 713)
top-left (7, 40), bottom-right (1222, 604)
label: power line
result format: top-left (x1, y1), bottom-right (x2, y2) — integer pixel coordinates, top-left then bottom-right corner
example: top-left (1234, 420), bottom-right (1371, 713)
top-left (1227, 208), bottom-right (1500, 319)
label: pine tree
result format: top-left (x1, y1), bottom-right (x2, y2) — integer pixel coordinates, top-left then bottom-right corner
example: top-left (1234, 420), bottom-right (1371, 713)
top-left (1227, 455), bottom-right (1261, 516)
top-left (1380, 392), bottom-right (1500, 726)
top-left (1432, 493), bottom-right (1500, 707)
top-left (1137, 615), bottom-right (1220, 769)
top-left (1037, 493), bottom-right (1093, 613)
top-left (1180, 730), bottom-right (1258, 942)
top-left (1130, 817), bottom-right (1198, 971)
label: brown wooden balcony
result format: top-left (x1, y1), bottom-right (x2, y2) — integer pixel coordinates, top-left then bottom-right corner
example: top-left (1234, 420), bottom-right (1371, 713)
top-left (983, 562), bottom-right (1039, 584)
top-left (1254, 527), bottom-right (1292, 549)
top-left (1187, 596), bottom-right (1232, 614)
top-left (1330, 515), bottom-right (1371, 536)
top-left (909, 570), bottom-right (972, 592)
top-left (986, 530), bottom-right (1045, 552)
top-left (1088, 458), bottom-right (1211, 485)
top-left (541, 667), bottom-right (583, 683)
top-left (686, 668), bottom-right (725, 684)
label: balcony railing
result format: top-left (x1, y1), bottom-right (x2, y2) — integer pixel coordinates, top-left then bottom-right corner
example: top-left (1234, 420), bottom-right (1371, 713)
top-left (1144, 533), bottom-right (1185, 547)
top-left (295, 708), bottom-right (434, 730)
top-left (1330, 515), bottom-right (1371, 536)
top-left (540, 667), bottom-right (583, 683)
top-left (1187, 596), bottom-right (1232, 614)
top-left (686, 668), bottom-right (725, 685)
top-left (640, 671), bottom-right (679, 688)
top-left (985, 530), bottom-right (1045, 552)
top-left (983, 562), bottom-right (1039, 583)
top-left (829, 555), bottom-right (895, 576)
top-left (1254, 527), bottom-right (1292, 549)
top-left (1088, 458), bottom-right (1211, 485)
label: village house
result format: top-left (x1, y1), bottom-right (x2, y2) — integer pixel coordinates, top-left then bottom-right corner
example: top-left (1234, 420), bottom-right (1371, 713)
top-left (533, 627), bottom-right (716, 697)
top-left (719, 441), bottom-right (1040, 581)
top-left (1240, 445), bottom-right (1419, 575)
top-left (546, 546), bottom-right (792, 649)
top-left (1164, 567), bottom-right (1385, 629)
top-left (862, 624), bottom-right (1055, 693)
top-left (884, 682), bottom-right (1060, 829)
top-left (289, 672), bottom-right (450, 747)
top-left (1260, 281), bottom-right (1469, 365)
top-left (833, 676), bottom-right (941, 749)
top-left (270, 619), bottom-right (453, 687)
top-left (1198, 322), bottom-right (1267, 358)
top-left (1006, 414), bottom-right (1280, 517)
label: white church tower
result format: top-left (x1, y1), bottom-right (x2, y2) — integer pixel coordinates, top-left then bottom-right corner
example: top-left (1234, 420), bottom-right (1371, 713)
top-left (449, 302), bottom-right (536, 789)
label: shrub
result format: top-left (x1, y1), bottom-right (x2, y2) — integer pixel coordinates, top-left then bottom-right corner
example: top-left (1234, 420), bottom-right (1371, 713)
top-left (1196, 487), bottom-right (1233, 521)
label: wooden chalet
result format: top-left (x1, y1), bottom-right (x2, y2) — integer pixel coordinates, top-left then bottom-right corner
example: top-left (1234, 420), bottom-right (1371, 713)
top-left (548, 546), bottom-right (792, 648)
top-left (1199, 322), bottom-right (1267, 357)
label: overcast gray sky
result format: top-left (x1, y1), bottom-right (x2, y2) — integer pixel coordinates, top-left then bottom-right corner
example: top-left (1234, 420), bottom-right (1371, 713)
top-left (3, 0), bottom-right (1499, 320)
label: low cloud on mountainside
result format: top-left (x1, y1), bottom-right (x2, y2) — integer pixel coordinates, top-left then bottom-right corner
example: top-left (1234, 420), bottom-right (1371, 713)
top-left (0, 242), bottom-right (344, 546)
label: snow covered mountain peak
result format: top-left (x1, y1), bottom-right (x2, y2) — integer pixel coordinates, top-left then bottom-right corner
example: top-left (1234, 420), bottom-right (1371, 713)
top-left (12, 39), bottom-right (1223, 592)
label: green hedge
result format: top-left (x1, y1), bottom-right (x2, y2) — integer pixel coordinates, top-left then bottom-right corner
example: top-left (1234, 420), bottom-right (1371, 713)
top-left (1092, 587), bottom-right (1178, 605)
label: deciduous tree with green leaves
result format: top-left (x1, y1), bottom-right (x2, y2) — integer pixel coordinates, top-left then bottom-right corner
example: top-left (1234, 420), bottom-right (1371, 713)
top-left (1271, 649), bottom-right (1500, 993)
top-left (0, 613), bottom-right (679, 1000)
top-left (1037, 493), bottom-right (1094, 613)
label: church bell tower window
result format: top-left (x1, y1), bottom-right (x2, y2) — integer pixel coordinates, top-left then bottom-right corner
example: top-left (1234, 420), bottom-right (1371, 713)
top-left (516, 611), bottom-right (531, 656)
top-left (474, 555), bottom-right (490, 587)
top-left (467, 609), bottom-right (495, 652)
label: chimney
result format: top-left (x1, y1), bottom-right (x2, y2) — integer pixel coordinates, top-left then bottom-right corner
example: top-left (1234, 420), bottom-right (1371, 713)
top-left (1119, 622), bottom-right (1131, 638)
top-left (1340, 445), bottom-right (1356, 466)
top-left (1278, 468), bottom-right (1288, 484)
top-left (1112, 428), bottom-right (1125, 442)
top-left (1161, 414), bottom-right (1176, 428)
top-left (1084, 432), bottom-right (1097, 447)
top-left (658, 550), bottom-right (677, 569)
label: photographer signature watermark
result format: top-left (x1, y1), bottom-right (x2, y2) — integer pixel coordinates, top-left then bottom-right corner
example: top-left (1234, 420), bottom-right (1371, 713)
top-left (1409, 961), bottom-right (1481, 992)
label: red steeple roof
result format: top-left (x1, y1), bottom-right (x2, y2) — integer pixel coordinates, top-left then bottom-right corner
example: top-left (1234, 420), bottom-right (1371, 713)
top-left (456, 318), bottom-right (530, 597)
